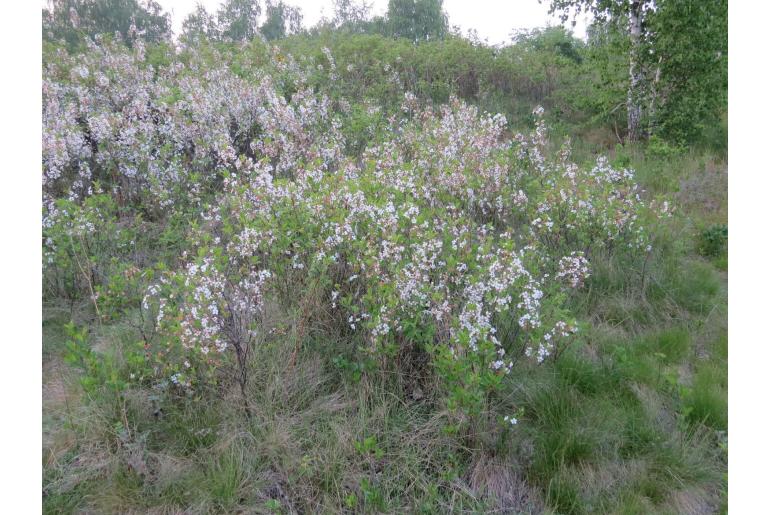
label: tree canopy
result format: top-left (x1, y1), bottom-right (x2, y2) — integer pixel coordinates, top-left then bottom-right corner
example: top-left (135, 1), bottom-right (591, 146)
top-left (548, 0), bottom-right (727, 143)
top-left (387, 0), bottom-right (448, 42)
top-left (43, 0), bottom-right (171, 48)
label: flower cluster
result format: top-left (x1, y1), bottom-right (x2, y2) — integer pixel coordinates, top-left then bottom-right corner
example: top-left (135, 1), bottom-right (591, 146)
top-left (512, 110), bottom-right (671, 257)
top-left (525, 320), bottom-right (579, 363)
top-left (556, 252), bottom-right (591, 289)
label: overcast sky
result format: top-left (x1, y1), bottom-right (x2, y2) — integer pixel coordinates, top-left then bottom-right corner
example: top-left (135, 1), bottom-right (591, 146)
top-left (157, 0), bottom-right (590, 44)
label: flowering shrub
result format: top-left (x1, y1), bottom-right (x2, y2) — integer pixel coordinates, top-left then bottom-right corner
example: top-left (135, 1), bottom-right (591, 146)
top-left (43, 40), bottom-right (670, 427)
top-left (43, 38), bottom-right (343, 222)
top-left (138, 100), bottom-right (665, 424)
top-left (43, 192), bottom-right (123, 301)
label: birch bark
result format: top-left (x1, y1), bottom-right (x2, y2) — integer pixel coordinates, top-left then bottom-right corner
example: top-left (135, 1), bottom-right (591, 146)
top-left (627, 0), bottom-right (643, 141)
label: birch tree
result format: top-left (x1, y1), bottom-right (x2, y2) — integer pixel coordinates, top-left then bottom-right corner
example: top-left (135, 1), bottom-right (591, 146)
top-left (547, 0), bottom-right (654, 141)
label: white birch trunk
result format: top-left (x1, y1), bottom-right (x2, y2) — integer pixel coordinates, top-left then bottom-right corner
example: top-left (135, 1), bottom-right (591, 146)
top-left (627, 0), bottom-right (643, 141)
top-left (648, 56), bottom-right (662, 136)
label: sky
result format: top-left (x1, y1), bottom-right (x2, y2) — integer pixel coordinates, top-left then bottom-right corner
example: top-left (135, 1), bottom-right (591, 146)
top-left (156, 0), bottom-right (591, 44)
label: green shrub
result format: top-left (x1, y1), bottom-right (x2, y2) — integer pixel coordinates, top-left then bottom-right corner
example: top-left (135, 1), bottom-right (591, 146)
top-left (698, 224), bottom-right (728, 258)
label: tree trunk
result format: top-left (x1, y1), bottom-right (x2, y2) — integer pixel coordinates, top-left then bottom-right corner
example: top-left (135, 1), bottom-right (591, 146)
top-left (647, 56), bottom-right (662, 137)
top-left (627, 1), bottom-right (643, 141)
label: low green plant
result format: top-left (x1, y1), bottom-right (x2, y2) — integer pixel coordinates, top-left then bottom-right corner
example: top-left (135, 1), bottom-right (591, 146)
top-left (63, 322), bottom-right (127, 395)
top-left (698, 224), bottom-right (728, 258)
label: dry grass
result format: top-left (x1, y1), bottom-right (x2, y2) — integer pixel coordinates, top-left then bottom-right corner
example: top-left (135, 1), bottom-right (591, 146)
top-left (467, 453), bottom-right (544, 514)
top-left (629, 382), bottom-right (676, 433)
top-left (677, 160), bottom-right (728, 225)
top-left (665, 486), bottom-right (720, 515)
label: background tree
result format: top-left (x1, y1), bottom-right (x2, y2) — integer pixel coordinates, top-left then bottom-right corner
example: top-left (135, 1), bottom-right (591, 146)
top-left (181, 2), bottom-right (219, 42)
top-left (260, 1), bottom-right (303, 41)
top-left (43, 0), bottom-right (170, 49)
top-left (581, 17), bottom-right (631, 137)
top-left (645, 0), bottom-right (727, 144)
top-left (387, 0), bottom-right (447, 42)
top-left (547, 0), bottom-right (654, 141)
top-left (549, 0), bottom-right (726, 145)
top-left (216, 0), bottom-right (262, 42)
top-left (331, 0), bottom-right (373, 32)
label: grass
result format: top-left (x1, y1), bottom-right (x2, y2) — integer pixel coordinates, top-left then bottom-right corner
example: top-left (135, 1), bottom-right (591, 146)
top-left (683, 330), bottom-right (728, 431)
top-left (42, 148), bottom-right (727, 513)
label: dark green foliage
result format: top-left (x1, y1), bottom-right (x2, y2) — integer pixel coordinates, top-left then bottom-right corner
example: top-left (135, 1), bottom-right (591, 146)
top-left (647, 0), bottom-right (728, 144)
top-left (277, 28), bottom-right (591, 129)
top-left (698, 224), bottom-right (728, 258)
top-left (580, 17), bottom-right (629, 135)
